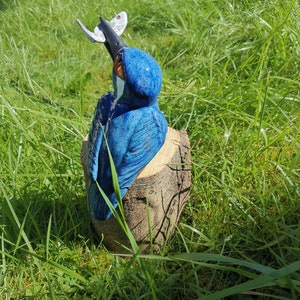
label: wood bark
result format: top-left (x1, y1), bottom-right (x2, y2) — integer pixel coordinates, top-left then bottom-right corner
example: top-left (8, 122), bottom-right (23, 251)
top-left (81, 127), bottom-right (191, 253)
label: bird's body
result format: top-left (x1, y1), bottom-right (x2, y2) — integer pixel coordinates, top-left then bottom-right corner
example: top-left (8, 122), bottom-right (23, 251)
top-left (77, 15), bottom-right (168, 221)
top-left (87, 47), bottom-right (168, 221)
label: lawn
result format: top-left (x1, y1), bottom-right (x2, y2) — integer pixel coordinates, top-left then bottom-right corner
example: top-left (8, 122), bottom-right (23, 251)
top-left (1, 0), bottom-right (299, 298)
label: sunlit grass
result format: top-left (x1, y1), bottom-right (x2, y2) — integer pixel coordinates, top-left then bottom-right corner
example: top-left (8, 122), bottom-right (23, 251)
top-left (1, 0), bottom-right (299, 298)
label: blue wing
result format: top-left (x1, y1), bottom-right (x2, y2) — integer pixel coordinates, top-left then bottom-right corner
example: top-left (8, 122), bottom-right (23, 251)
top-left (88, 92), bottom-right (114, 181)
top-left (88, 92), bottom-right (129, 180)
top-left (88, 105), bottom-right (168, 221)
top-left (116, 108), bottom-right (167, 190)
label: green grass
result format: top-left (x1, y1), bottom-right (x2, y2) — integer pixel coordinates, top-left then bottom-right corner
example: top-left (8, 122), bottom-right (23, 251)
top-left (1, 0), bottom-right (299, 298)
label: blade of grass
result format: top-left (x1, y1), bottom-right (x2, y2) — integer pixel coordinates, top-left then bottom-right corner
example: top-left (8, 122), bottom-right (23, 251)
top-left (200, 260), bottom-right (300, 299)
top-left (1, 181), bottom-right (43, 274)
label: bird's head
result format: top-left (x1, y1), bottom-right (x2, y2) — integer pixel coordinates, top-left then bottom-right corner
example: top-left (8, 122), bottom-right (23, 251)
top-left (100, 17), bottom-right (162, 108)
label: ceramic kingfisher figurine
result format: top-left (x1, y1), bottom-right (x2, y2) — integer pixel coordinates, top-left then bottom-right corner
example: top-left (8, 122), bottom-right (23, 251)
top-left (78, 12), bottom-right (191, 253)
top-left (76, 12), bottom-right (168, 221)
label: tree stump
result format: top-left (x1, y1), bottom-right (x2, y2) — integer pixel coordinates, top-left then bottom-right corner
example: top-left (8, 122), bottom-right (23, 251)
top-left (81, 127), bottom-right (191, 253)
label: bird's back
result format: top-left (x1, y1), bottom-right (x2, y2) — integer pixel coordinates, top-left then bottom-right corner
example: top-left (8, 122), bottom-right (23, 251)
top-left (87, 96), bottom-right (167, 221)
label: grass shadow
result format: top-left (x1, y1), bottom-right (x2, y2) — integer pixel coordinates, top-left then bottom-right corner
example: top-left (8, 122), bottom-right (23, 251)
top-left (1, 176), bottom-right (93, 254)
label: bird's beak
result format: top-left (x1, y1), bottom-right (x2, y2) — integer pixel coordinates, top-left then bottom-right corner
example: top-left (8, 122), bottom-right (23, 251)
top-left (100, 17), bottom-right (127, 61)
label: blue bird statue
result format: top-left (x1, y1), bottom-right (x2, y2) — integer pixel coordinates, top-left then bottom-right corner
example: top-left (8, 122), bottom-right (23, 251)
top-left (77, 13), bottom-right (168, 221)
top-left (78, 12), bottom-right (191, 253)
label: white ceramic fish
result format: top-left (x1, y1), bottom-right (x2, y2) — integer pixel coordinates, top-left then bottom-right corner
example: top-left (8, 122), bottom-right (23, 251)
top-left (76, 11), bottom-right (127, 43)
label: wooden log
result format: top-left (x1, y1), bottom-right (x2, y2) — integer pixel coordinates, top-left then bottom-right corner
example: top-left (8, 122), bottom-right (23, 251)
top-left (81, 127), bottom-right (191, 253)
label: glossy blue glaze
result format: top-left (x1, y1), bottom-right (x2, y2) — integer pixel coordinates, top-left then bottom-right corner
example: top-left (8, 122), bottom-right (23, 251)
top-left (87, 47), bottom-right (168, 221)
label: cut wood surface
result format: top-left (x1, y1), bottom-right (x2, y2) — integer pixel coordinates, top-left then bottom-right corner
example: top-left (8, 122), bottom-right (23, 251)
top-left (81, 127), bottom-right (191, 253)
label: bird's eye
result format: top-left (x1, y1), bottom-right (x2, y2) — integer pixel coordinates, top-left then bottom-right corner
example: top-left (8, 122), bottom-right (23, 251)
top-left (114, 53), bottom-right (125, 80)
